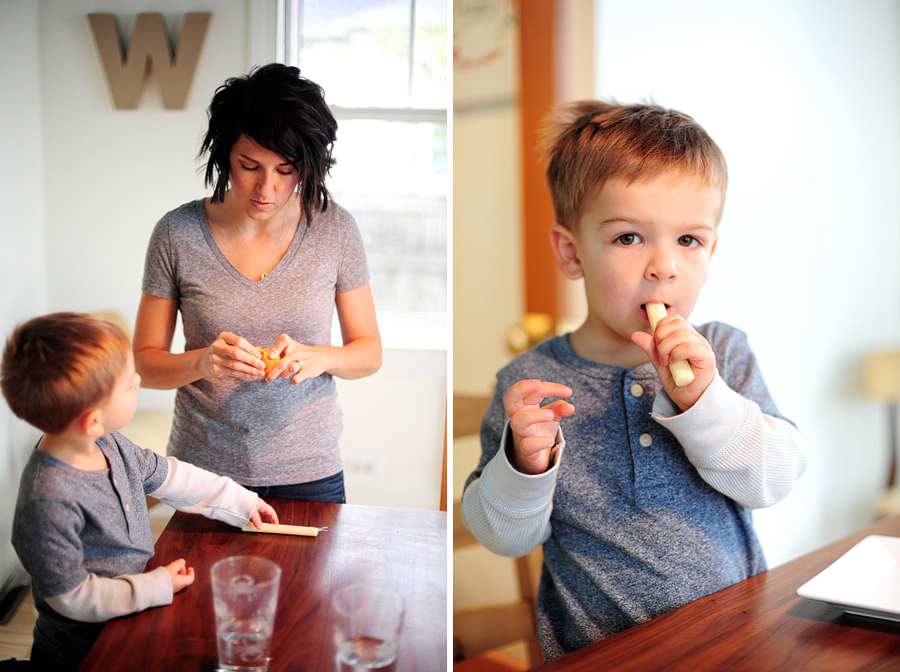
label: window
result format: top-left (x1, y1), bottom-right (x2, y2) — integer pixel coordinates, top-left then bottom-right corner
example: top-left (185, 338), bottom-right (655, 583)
top-left (276, 0), bottom-right (448, 348)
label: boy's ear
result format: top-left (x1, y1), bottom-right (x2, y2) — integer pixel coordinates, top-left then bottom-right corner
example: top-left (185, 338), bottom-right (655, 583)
top-left (549, 224), bottom-right (584, 280)
top-left (78, 409), bottom-right (106, 438)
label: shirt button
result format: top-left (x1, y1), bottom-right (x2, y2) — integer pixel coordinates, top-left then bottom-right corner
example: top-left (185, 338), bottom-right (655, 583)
top-left (113, 479), bottom-right (118, 486)
top-left (630, 384), bottom-right (644, 398)
top-left (125, 504), bottom-right (130, 512)
top-left (639, 433), bottom-right (653, 447)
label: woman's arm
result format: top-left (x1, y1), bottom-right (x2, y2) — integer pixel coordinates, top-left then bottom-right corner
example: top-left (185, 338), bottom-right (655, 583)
top-left (267, 282), bottom-right (382, 384)
top-left (133, 292), bottom-right (264, 390)
top-left (333, 281), bottom-right (382, 378)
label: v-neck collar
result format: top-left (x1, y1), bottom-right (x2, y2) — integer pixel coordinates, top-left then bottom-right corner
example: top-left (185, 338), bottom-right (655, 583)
top-left (195, 198), bottom-right (308, 289)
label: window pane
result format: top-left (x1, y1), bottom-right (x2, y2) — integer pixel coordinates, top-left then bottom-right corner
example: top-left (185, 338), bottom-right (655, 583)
top-left (329, 119), bottom-right (447, 314)
top-left (412, 0), bottom-right (448, 108)
top-left (300, 0), bottom-right (412, 108)
top-left (297, 0), bottom-right (448, 320)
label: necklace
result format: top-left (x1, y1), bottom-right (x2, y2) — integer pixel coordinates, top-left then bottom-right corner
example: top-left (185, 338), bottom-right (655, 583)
top-left (229, 197), bottom-right (287, 281)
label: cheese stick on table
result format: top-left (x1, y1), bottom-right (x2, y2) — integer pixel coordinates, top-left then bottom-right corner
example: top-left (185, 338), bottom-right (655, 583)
top-left (242, 522), bottom-right (322, 537)
top-left (645, 302), bottom-right (695, 387)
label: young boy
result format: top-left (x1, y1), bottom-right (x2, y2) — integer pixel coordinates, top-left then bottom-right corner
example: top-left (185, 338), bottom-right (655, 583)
top-left (0, 313), bottom-right (280, 672)
top-left (461, 102), bottom-right (808, 660)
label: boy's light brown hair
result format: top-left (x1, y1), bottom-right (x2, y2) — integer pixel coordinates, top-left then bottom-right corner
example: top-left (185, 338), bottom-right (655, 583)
top-left (541, 100), bottom-right (728, 229)
top-left (1, 312), bottom-right (131, 434)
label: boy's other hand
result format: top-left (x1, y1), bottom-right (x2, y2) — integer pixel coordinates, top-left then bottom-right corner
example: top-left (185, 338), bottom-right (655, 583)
top-left (504, 379), bottom-right (574, 475)
top-left (631, 312), bottom-right (716, 411)
top-left (164, 558), bottom-right (195, 593)
top-left (249, 498), bottom-right (280, 529)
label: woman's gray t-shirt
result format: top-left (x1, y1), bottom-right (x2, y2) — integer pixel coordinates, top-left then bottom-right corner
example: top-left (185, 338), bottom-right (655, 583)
top-left (141, 199), bottom-right (370, 486)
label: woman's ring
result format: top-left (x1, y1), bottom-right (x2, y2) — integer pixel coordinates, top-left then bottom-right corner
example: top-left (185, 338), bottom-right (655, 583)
top-left (297, 360), bottom-right (304, 370)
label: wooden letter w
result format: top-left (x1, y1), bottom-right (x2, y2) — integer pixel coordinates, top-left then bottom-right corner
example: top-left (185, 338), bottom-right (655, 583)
top-left (88, 13), bottom-right (211, 110)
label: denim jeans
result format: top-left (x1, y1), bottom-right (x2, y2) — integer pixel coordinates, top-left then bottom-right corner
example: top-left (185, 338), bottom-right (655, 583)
top-left (243, 470), bottom-right (346, 503)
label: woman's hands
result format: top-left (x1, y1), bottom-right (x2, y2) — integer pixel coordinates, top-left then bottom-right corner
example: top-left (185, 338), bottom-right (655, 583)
top-left (195, 330), bottom-right (368, 386)
top-left (198, 332), bottom-right (267, 380)
top-left (198, 283), bottom-right (382, 386)
top-left (259, 334), bottom-right (336, 385)
top-left (196, 332), bottom-right (338, 385)
top-left (504, 379), bottom-right (575, 475)
top-left (133, 284), bottom-right (382, 390)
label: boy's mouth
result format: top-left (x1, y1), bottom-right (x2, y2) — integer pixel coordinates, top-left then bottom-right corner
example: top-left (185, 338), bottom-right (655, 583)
top-left (640, 303), bottom-right (671, 325)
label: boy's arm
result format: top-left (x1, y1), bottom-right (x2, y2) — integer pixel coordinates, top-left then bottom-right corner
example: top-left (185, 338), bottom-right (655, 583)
top-left (653, 373), bottom-right (808, 509)
top-left (147, 456), bottom-right (275, 527)
top-left (461, 415), bottom-right (559, 557)
top-left (45, 568), bottom-right (174, 623)
top-left (14, 497), bottom-right (191, 624)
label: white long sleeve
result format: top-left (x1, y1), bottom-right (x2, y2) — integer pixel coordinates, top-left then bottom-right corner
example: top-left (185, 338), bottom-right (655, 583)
top-left (461, 424), bottom-right (560, 557)
top-left (45, 567), bottom-right (173, 623)
top-left (652, 374), bottom-right (808, 509)
top-left (148, 456), bottom-right (258, 527)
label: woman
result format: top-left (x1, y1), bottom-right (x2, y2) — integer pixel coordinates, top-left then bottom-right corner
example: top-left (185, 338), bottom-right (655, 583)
top-left (133, 64), bottom-right (381, 503)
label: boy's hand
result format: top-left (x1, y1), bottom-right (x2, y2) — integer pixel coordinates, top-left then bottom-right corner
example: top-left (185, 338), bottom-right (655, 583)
top-left (164, 558), bottom-right (195, 593)
top-left (503, 379), bottom-right (574, 475)
top-left (249, 498), bottom-right (280, 529)
top-left (631, 311), bottom-right (715, 411)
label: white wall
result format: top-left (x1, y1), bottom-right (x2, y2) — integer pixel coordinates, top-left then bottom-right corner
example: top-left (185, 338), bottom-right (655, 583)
top-left (453, 107), bottom-right (524, 394)
top-left (0, 0), bottom-right (447, 595)
top-left (0, 0), bottom-right (47, 594)
top-left (38, 0), bottom-right (247, 408)
top-left (338, 349), bottom-right (447, 509)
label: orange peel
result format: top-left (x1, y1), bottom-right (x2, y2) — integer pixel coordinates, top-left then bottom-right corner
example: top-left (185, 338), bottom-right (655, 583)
top-left (258, 347), bottom-right (281, 375)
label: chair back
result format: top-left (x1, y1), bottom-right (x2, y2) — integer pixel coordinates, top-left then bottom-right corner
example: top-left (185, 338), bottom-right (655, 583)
top-left (452, 394), bottom-right (544, 668)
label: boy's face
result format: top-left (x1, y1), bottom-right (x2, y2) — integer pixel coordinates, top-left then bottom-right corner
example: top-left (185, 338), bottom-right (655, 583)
top-left (96, 351), bottom-right (141, 434)
top-left (552, 172), bottom-right (721, 364)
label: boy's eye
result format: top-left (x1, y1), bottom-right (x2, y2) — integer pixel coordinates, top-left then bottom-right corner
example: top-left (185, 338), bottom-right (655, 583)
top-left (616, 233), bottom-right (640, 246)
top-left (678, 235), bottom-right (698, 247)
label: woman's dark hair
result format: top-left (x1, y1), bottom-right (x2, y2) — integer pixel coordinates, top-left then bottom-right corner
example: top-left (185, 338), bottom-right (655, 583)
top-left (200, 63), bottom-right (337, 225)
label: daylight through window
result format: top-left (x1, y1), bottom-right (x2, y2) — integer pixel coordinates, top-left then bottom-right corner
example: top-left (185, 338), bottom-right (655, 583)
top-left (290, 0), bottom-right (448, 324)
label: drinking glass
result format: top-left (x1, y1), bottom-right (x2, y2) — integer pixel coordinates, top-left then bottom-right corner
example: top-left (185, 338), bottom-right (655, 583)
top-left (211, 556), bottom-right (282, 672)
top-left (332, 583), bottom-right (406, 671)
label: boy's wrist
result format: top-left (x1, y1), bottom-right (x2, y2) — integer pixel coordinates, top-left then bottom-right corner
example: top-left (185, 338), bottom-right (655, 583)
top-left (487, 432), bottom-right (560, 509)
top-left (502, 422), bottom-right (564, 474)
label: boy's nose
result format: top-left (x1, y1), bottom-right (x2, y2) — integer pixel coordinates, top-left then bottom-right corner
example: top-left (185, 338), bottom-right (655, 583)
top-left (645, 249), bottom-right (678, 282)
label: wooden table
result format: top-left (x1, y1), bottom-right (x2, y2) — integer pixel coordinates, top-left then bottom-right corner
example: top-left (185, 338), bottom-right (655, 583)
top-left (78, 500), bottom-right (447, 672)
top-left (533, 515), bottom-right (900, 671)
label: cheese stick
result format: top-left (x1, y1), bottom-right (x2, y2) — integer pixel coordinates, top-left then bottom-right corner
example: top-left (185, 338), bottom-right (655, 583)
top-left (645, 303), bottom-right (695, 387)
top-left (242, 522), bottom-right (320, 537)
